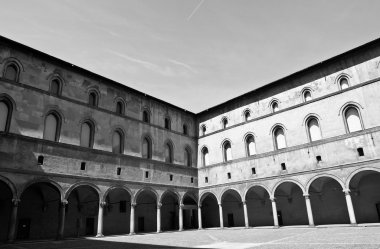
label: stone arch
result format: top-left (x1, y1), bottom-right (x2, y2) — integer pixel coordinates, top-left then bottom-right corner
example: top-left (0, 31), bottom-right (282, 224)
top-left (133, 187), bottom-right (159, 204)
top-left (306, 174), bottom-right (345, 194)
top-left (338, 101), bottom-right (364, 116)
top-left (219, 188), bottom-right (243, 204)
top-left (1, 57), bottom-right (25, 72)
top-left (345, 167), bottom-right (380, 188)
top-left (271, 179), bottom-right (305, 198)
top-left (64, 181), bottom-right (101, 200)
top-left (159, 189), bottom-right (181, 204)
top-left (0, 174), bottom-right (17, 199)
top-left (181, 191), bottom-right (198, 205)
top-left (199, 191), bottom-right (217, 204)
top-left (243, 183), bottom-right (270, 202)
top-left (102, 185), bottom-right (132, 202)
top-left (20, 178), bottom-right (64, 201)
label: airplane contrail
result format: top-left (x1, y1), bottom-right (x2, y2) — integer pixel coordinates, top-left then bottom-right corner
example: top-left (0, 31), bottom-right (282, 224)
top-left (187, 0), bottom-right (206, 21)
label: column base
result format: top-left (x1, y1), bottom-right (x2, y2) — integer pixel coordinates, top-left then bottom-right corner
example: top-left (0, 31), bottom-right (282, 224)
top-left (308, 225), bottom-right (315, 228)
top-left (179, 229), bottom-right (183, 231)
top-left (350, 223), bottom-right (358, 226)
top-left (96, 234), bottom-right (104, 237)
top-left (198, 227), bottom-right (203, 230)
top-left (156, 230), bottom-right (161, 233)
top-left (129, 232), bottom-right (135, 235)
top-left (273, 225), bottom-right (280, 229)
top-left (245, 226), bottom-right (249, 229)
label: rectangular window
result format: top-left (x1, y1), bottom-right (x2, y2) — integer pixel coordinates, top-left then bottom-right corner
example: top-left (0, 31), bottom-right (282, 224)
top-left (227, 172), bottom-right (231, 179)
top-left (145, 171), bottom-right (149, 178)
top-left (117, 167), bottom-right (121, 175)
top-left (357, 148), bottom-right (364, 157)
top-left (316, 156), bottom-right (322, 162)
top-left (281, 163), bottom-right (286, 171)
top-left (170, 174), bottom-right (173, 181)
top-left (205, 177), bottom-right (208, 183)
top-left (119, 200), bottom-right (126, 213)
top-left (191, 177), bottom-right (194, 183)
top-left (252, 167), bottom-right (256, 175)
top-left (80, 162), bottom-right (86, 171)
top-left (37, 155), bottom-right (44, 165)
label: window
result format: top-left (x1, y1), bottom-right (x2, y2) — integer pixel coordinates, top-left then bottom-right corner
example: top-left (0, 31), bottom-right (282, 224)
top-left (164, 142), bottom-right (173, 163)
top-left (244, 110), bottom-right (251, 122)
top-left (227, 172), bottom-right (231, 179)
top-left (164, 117), bottom-right (171, 130)
top-left (281, 163), bottom-right (286, 170)
top-left (274, 126), bottom-right (286, 150)
top-left (4, 64), bottom-right (18, 81)
top-left (205, 177), bottom-right (208, 183)
top-left (37, 155), bottom-right (44, 165)
top-left (339, 77), bottom-right (349, 90)
top-left (316, 155), bottom-right (322, 162)
top-left (50, 79), bottom-right (61, 96)
top-left (119, 200), bottom-right (127, 213)
top-left (80, 162), bottom-right (86, 170)
top-left (201, 125), bottom-right (206, 136)
top-left (169, 174), bottom-right (173, 181)
top-left (117, 167), bottom-right (121, 175)
top-left (142, 137), bottom-right (152, 159)
top-left (272, 101), bottom-right (279, 113)
top-left (357, 147), bottom-right (364, 157)
top-left (184, 147), bottom-right (192, 167)
top-left (191, 177), bottom-right (194, 183)
top-left (223, 141), bottom-right (232, 162)
top-left (303, 90), bottom-right (312, 102)
top-left (112, 130), bottom-right (123, 154)
top-left (252, 167), bottom-right (256, 175)
top-left (201, 147), bottom-right (209, 166)
top-left (80, 121), bottom-right (94, 148)
top-left (183, 124), bottom-right (188, 135)
top-left (307, 117), bottom-right (322, 142)
top-left (145, 171), bottom-right (149, 178)
top-left (245, 134), bottom-right (256, 156)
top-left (116, 101), bottom-right (124, 115)
top-left (222, 117), bottom-right (228, 129)
top-left (142, 110), bottom-right (150, 123)
top-left (43, 112), bottom-right (60, 142)
top-left (344, 106), bottom-right (363, 133)
top-left (0, 99), bottom-right (12, 132)
top-left (88, 91), bottom-right (98, 107)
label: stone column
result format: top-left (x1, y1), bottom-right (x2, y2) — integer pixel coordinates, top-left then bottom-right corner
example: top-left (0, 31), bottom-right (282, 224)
top-left (218, 203), bottom-right (224, 228)
top-left (7, 198), bottom-right (20, 243)
top-left (270, 197), bottom-right (279, 228)
top-left (157, 203), bottom-right (162, 233)
top-left (129, 203), bottom-right (136, 235)
top-left (198, 205), bottom-right (202, 229)
top-left (96, 201), bottom-right (106, 237)
top-left (56, 199), bottom-right (68, 240)
top-left (343, 189), bottom-right (357, 225)
top-left (179, 204), bottom-right (184, 231)
top-left (304, 194), bottom-right (314, 227)
top-left (242, 201), bottom-right (249, 228)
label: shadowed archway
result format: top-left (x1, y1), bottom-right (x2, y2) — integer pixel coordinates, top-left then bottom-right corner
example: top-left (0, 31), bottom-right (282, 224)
top-left (245, 186), bottom-right (273, 227)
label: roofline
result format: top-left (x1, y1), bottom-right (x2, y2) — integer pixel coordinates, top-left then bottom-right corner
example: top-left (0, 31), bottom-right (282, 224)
top-left (196, 36), bottom-right (380, 116)
top-left (0, 35), bottom-right (196, 116)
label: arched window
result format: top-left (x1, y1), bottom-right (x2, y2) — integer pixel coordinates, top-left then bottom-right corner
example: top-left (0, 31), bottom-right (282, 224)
top-left (272, 101), bottom-right (279, 113)
top-left (43, 112), bottom-right (60, 142)
top-left (164, 142), bottom-right (173, 163)
top-left (0, 99), bottom-right (12, 132)
top-left (273, 126), bottom-right (286, 150)
top-left (303, 90), bottom-right (312, 102)
top-left (164, 117), bottom-right (171, 130)
top-left (223, 141), bottom-right (232, 162)
top-left (201, 125), bottom-right (206, 136)
top-left (4, 64), bottom-right (18, 81)
top-left (50, 79), bottom-right (61, 96)
top-left (184, 147), bottom-right (192, 167)
top-left (344, 106), bottom-right (363, 133)
top-left (244, 110), bottom-right (251, 122)
top-left (245, 135), bottom-right (256, 156)
top-left (112, 130), bottom-right (123, 154)
top-left (142, 136), bottom-right (152, 159)
top-left (116, 101), bottom-right (124, 115)
top-left (142, 110), bottom-right (150, 123)
top-left (222, 117), bottom-right (228, 129)
top-left (88, 91), bottom-right (98, 107)
top-left (183, 124), bottom-right (188, 135)
top-left (80, 121), bottom-right (94, 148)
top-left (307, 117), bottom-right (322, 142)
top-left (339, 77), bottom-right (349, 90)
top-left (201, 147), bottom-right (209, 166)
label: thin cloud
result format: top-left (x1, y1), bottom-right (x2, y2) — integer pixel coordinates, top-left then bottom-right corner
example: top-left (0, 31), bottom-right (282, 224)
top-left (187, 0), bottom-right (206, 21)
top-left (168, 59), bottom-right (197, 74)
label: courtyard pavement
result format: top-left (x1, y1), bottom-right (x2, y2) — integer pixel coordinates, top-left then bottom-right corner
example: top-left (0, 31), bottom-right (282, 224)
top-left (2, 225), bottom-right (380, 249)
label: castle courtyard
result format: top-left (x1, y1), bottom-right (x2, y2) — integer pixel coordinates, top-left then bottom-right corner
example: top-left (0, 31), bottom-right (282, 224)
top-left (2, 225), bottom-right (380, 249)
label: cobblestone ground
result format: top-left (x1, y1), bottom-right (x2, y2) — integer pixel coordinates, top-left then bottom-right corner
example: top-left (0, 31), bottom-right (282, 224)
top-left (2, 226), bottom-right (380, 249)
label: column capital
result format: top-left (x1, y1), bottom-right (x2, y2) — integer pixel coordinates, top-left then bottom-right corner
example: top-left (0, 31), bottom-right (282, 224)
top-left (198, 205), bottom-right (202, 209)
top-left (218, 202), bottom-right (222, 206)
top-left (157, 203), bottom-right (162, 209)
top-left (242, 201), bottom-right (246, 205)
top-left (303, 194), bottom-right (310, 199)
top-left (61, 199), bottom-right (68, 206)
top-left (270, 197), bottom-right (276, 202)
top-left (99, 201), bottom-right (107, 207)
top-left (131, 203), bottom-right (137, 207)
top-left (12, 198), bottom-right (20, 206)
top-left (343, 189), bottom-right (351, 195)
top-left (180, 204), bottom-right (184, 208)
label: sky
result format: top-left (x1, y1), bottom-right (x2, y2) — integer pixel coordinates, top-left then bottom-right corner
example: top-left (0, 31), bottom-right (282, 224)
top-left (0, 0), bottom-right (379, 113)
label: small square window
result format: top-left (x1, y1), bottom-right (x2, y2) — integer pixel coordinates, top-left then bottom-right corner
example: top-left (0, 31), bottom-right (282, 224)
top-left (145, 171), bottom-right (149, 178)
top-left (191, 177), bottom-right (194, 183)
top-left (205, 177), bottom-right (208, 183)
top-left (281, 163), bottom-right (286, 171)
top-left (80, 162), bottom-right (86, 171)
top-left (170, 174), bottom-right (173, 181)
top-left (357, 148), bottom-right (364, 157)
top-left (227, 172), bottom-right (231, 179)
top-left (316, 156), bottom-right (322, 162)
top-left (117, 167), bottom-right (121, 175)
top-left (252, 167), bottom-right (256, 175)
top-left (37, 155), bottom-right (44, 165)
